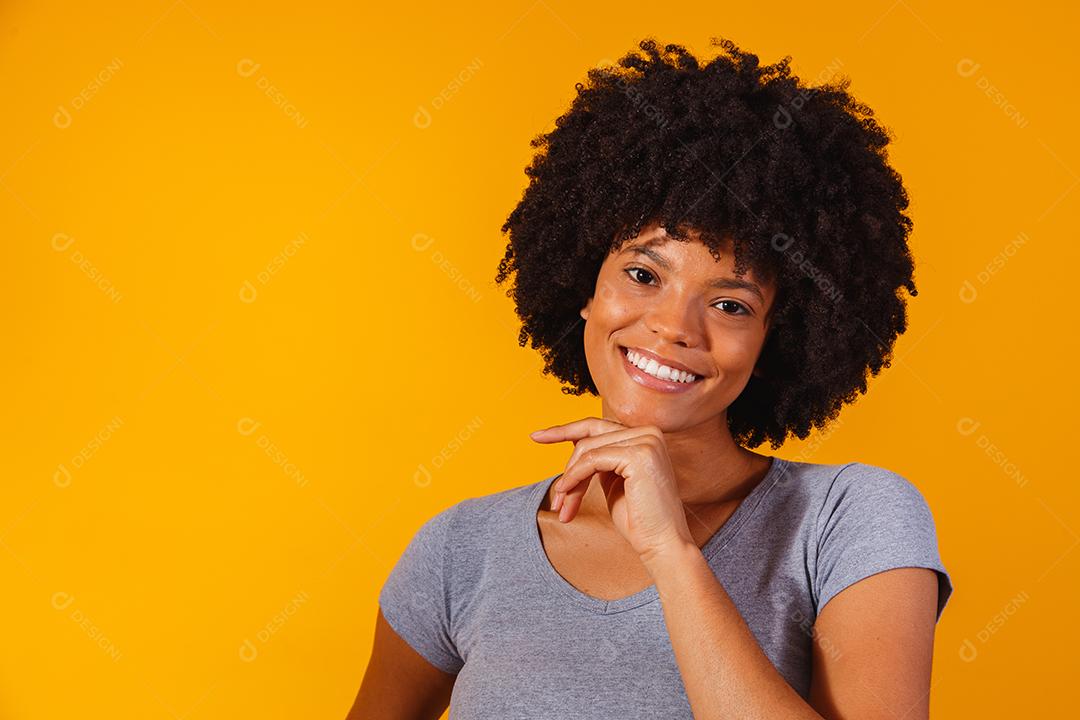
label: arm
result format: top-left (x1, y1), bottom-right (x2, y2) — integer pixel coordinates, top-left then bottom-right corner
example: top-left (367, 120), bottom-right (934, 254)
top-left (808, 566), bottom-right (939, 719)
top-left (344, 607), bottom-right (457, 720)
top-left (644, 542), bottom-right (940, 720)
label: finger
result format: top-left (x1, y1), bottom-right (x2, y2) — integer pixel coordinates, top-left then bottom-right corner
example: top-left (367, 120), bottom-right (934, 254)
top-left (549, 426), bottom-right (658, 519)
top-left (529, 416), bottom-right (625, 444)
top-left (554, 469), bottom-right (590, 522)
top-left (560, 470), bottom-right (613, 523)
top-left (551, 477), bottom-right (566, 513)
top-left (557, 473), bottom-right (588, 522)
top-left (562, 470), bottom-right (619, 522)
top-left (563, 426), bottom-right (658, 477)
top-left (557, 444), bottom-right (638, 522)
top-left (555, 440), bottom-right (634, 496)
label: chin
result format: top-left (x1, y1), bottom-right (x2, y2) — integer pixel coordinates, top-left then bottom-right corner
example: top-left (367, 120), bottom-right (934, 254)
top-left (603, 400), bottom-right (685, 431)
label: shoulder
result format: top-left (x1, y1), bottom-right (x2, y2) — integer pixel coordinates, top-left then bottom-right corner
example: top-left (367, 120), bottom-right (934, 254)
top-left (815, 461), bottom-right (937, 532)
top-left (381, 473), bottom-right (555, 598)
top-left (407, 474), bottom-right (557, 556)
top-left (824, 460), bottom-right (926, 494)
top-left (805, 460), bottom-right (953, 620)
top-left (767, 458), bottom-right (934, 523)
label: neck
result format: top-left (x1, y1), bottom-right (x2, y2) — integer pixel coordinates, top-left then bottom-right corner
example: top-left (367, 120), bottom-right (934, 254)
top-left (568, 405), bottom-right (773, 521)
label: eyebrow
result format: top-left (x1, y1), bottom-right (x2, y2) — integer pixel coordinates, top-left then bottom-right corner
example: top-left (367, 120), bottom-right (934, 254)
top-left (619, 241), bottom-right (767, 306)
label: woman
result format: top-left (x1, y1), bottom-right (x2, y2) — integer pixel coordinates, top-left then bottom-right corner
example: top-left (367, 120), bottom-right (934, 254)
top-left (348, 36), bottom-right (953, 719)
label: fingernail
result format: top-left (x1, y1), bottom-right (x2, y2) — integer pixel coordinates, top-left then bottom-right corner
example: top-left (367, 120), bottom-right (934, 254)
top-left (529, 429), bottom-right (546, 438)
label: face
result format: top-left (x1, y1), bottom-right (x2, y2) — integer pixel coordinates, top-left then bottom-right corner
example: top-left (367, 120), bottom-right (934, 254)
top-left (579, 221), bottom-right (777, 432)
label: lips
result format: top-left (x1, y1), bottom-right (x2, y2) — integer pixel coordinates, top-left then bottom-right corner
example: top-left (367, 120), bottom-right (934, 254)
top-left (619, 345), bottom-right (702, 393)
top-left (618, 345), bottom-right (707, 378)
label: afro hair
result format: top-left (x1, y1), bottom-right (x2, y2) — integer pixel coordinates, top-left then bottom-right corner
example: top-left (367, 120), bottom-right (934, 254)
top-left (494, 36), bottom-right (918, 450)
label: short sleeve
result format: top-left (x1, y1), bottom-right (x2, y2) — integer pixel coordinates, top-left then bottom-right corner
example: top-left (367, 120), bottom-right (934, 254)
top-left (378, 504), bottom-right (464, 674)
top-left (814, 463), bottom-right (954, 622)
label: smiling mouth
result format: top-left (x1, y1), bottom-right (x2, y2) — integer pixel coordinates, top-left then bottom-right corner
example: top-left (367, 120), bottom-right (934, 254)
top-left (619, 345), bottom-right (703, 385)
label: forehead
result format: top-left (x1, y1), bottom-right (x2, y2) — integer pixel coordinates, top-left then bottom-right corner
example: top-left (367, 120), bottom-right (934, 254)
top-left (612, 228), bottom-right (774, 288)
top-left (615, 221), bottom-right (735, 259)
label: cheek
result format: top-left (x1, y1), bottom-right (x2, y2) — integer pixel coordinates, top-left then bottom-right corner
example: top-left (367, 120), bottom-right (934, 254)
top-left (711, 331), bottom-right (763, 373)
top-left (590, 282), bottom-right (636, 327)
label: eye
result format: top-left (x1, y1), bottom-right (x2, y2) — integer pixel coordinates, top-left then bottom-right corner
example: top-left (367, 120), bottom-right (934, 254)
top-left (713, 299), bottom-right (750, 316)
top-left (625, 267), bottom-right (751, 317)
top-left (625, 266), bottom-right (656, 285)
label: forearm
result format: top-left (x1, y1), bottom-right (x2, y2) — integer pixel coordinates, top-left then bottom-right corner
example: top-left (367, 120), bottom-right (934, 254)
top-left (644, 541), bottom-right (823, 720)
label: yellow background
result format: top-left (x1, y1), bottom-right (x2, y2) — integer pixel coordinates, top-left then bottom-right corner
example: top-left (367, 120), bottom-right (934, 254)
top-left (2, 1), bottom-right (1075, 717)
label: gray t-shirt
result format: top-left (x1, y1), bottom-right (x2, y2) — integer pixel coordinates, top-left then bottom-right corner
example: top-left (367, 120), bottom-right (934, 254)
top-left (378, 456), bottom-right (954, 718)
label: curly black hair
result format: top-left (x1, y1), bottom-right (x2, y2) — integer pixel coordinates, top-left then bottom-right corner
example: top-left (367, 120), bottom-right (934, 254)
top-left (494, 36), bottom-right (917, 450)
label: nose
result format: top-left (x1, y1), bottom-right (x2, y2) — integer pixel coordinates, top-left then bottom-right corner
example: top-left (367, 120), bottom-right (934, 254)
top-left (643, 291), bottom-right (702, 348)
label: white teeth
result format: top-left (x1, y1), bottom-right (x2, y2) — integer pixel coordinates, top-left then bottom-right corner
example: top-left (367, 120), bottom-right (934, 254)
top-left (625, 348), bottom-right (698, 383)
